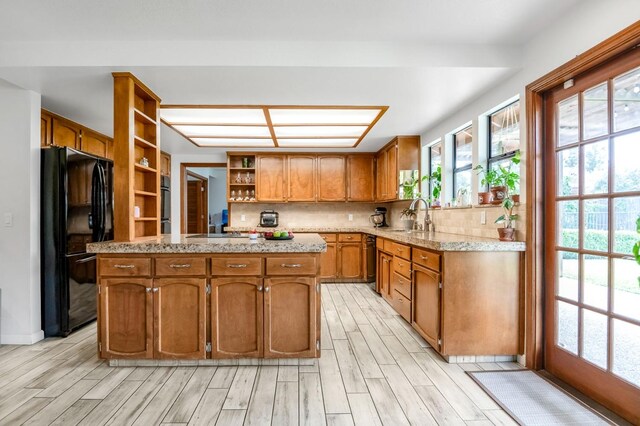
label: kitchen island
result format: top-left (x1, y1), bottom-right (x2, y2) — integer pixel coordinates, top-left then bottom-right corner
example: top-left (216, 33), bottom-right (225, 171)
top-left (87, 234), bottom-right (326, 364)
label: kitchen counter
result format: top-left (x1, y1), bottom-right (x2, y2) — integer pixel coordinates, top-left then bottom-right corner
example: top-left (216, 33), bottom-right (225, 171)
top-left (224, 226), bottom-right (525, 252)
top-left (87, 233), bottom-right (327, 254)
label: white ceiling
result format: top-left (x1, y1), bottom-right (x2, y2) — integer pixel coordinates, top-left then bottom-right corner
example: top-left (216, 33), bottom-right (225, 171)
top-left (0, 0), bottom-right (581, 154)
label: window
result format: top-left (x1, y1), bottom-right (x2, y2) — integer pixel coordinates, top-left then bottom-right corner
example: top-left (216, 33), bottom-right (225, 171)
top-left (428, 141), bottom-right (442, 202)
top-left (453, 126), bottom-right (473, 196)
top-left (487, 101), bottom-right (520, 191)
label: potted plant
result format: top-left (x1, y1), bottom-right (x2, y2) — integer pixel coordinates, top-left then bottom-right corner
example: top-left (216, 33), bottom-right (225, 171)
top-left (474, 150), bottom-right (521, 205)
top-left (400, 207), bottom-right (417, 231)
top-left (426, 165), bottom-right (442, 208)
top-left (473, 165), bottom-right (499, 205)
top-left (495, 196), bottom-right (519, 241)
top-left (400, 170), bottom-right (420, 200)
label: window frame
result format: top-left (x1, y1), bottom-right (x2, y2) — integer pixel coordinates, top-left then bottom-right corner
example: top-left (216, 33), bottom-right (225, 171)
top-left (453, 126), bottom-right (473, 195)
top-left (485, 100), bottom-right (520, 189)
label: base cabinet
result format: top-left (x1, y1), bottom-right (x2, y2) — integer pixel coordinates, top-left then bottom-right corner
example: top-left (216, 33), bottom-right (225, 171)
top-left (320, 242), bottom-right (337, 279)
top-left (412, 264), bottom-right (441, 351)
top-left (338, 243), bottom-right (362, 280)
top-left (317, 233), bottom-right (368, 282)
top-left (377, 251), bottom-right (392, 300)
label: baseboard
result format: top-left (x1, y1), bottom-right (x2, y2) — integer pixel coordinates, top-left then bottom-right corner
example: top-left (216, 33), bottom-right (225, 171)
top-left (1, 329), bottom-right (45, 345)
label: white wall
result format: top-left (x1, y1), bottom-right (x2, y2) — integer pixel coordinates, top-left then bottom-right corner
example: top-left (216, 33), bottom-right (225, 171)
top-left (0, 79), bottom-right (43, 344)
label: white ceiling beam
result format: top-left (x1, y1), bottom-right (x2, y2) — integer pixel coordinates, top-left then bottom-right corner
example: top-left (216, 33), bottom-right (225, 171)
top-left (0, 41), bottom-right (521, 68)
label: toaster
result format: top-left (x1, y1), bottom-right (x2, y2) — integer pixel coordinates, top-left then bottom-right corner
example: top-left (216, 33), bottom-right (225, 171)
top-left (259, 210), bottom-right (279, 227)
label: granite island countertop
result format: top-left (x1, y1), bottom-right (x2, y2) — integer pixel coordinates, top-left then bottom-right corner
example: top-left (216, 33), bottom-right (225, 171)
top-left (87, 233), bottom-right (327, 254)
top-left (224, 226), bottom-right (526, 252)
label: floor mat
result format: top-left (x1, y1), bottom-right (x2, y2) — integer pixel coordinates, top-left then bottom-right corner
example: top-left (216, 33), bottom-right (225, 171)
top-left (467, 370), bottom-right (614, 425)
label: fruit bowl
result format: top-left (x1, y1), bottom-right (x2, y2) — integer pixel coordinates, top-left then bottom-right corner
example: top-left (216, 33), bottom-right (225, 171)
top-left (264, 235), bottom-right (294, 240)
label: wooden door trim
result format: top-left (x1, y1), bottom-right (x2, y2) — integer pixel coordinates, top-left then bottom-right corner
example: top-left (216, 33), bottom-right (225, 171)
top-left (180, 162), bottom-right (226, 234)
top-left (524, 21), bottom-right (640, 370)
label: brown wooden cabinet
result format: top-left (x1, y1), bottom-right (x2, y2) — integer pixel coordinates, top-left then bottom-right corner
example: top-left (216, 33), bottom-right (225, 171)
top-left (52, 117), bottom-right (80, 149)
top-left (347, 155), bottom-right (375, 201)
top-left (376, 149), bottom-right (387, 201)
top-left (211, 277), bottom-right (264, 358)
top-left (363, 236), bottom-right (376, 282)
top-left (81, 128), bottom-right (112, 160)
top-left (320, 242), bottom-right (337, 279)
top-left (386, 144), bottom-right (398, 200)
top-left (264, 277), bottom-right (318, 358)
top-left (154, 278), bottom-right (207, 359)
top-left (160, 151), bottom-right (171, 177)
top-left (99, 278), bottom-right (154, 359)
top-left (317, 156), bottom-right (346, 201)
top-left (287, 155), bottom-right (316, 201)
top-left (338, 243), bottom-right (362, 280)
top-left (412, 264), bottom-right (441, 351)
top-left (375, 136), bottom-right (420, 202)
top-left (377, 251), bottom-right (392, 301)
top-left (41, 110), bottom-right (52, 147)
top-left (256, 155), bottom-right (286, 202)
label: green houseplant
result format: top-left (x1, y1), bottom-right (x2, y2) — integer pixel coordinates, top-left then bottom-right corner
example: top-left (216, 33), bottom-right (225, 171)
top-left (495, 197), bottom-right (519, 241)
top-left (400, 207), bottom-right (417, 231)
top-left (426, 165), bottom-right (442, 207)
top-left (474, 150), bottom-right (521, 205)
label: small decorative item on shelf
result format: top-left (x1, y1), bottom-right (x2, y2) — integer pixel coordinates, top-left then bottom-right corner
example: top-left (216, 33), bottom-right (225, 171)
top-left (139, 157), bottom-right (149, 167)
top-left (242, 157), bottom-right (250, 168)
top-left (244, 189), bottom-right (250, 201)
top-left (245, 172), bottom-right (252, 183)
top-left (250, 189), bottom-right (255, 200)
top-left (235, 172), bottom-right (242, 183)
top-left (230, 190), bottom-right (236, 201)
top-left (134, 206), bottom-right (141, 218)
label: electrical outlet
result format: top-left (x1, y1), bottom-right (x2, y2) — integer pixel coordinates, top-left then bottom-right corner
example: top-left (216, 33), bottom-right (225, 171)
top-left (480, 211), bottom-right (486, 225)
top-left (240, 214), bottom-right (246, 222)
top-left (3, 213), bottom-right (12, 227)
top-left (348, 214), bottom-right (353, 221)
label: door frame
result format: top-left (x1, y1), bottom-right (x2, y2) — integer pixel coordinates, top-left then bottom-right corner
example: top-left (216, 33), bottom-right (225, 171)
top-left (180, 162), bottom-right (226, 234)
top-left (524, 21), bottom-right (640, 370)
top-left (186, 170), bottom-right (208, 234)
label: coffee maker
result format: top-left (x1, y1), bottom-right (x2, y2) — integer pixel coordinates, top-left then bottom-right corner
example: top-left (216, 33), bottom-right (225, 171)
top-left (369, 207), bottom-right (389, 228)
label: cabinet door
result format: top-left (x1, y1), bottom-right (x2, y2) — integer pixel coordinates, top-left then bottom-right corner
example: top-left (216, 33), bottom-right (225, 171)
top-left (320, 242), bottom-right (337, 279)
top-left (41, 111), bottom-right (52, 147)
top-left (317, 156), bottom-right (346, 201)
top-left (386, 144), bottom-right (398, 201)
top-left (154, 278), bottom-right (206, 359)
top-left (412, 263), bottom-right (441, 350)
top-left (99, 278), bottom-right (153, 359)
top-left (256, 155), bottom-right (286, 202)
top-left (338, 243), bottom-right (362, 280)
top-left (287, 155), bottom-right (316, 201)
top-left (376, 150), bottom-right (387, 201)
top-left (347, 155), bottom-right (375, 201)
top-left (52, 117), bottom-right (80, 149)
top-left (211, 277), bottom-right (263, 358)
top-left (160, 152), bottom-right (171, 177)
top-left (264, 277), bottom-right (318, 358)
top-left (81, 129), bottom-right (110, 159)
top-left (364, 239), bottom-right (376, 282)
top-left (381, 253), bottom-right (393, 301)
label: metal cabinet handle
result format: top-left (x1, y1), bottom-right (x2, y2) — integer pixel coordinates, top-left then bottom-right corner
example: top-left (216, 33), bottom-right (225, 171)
top-left (346, 236), bottom-right (353, 239)
top-left (396, 248), bottom-right (402, 252)
top-left (281, 264), bottom-right (302, 268)
top-left (420, 255), bottom-right (428, 260)
top-left (257, 286), bottom-right (264, 292)
top-left (228, 264), bottom-right (248, 268)
top-left (265, 286), bottom-right (270, 292)
top-left (153, 288), bottom-right (159, 292)
top-left (145, 288), bottom-right (152, 293)
top-left (169, 264), bottom-right (191, 268)
top-left (114, 264), bottom-right (135, 269)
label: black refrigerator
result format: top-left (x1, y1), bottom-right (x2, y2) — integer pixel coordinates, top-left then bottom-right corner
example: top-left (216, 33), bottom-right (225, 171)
top-left (41, 147), bottom-right (114, 337)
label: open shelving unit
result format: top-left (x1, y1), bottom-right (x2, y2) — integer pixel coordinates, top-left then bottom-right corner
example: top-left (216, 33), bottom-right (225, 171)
top-left (227, 154), bottom-right (256, 203)
top-left (113, 72), bottom-right (162, 241)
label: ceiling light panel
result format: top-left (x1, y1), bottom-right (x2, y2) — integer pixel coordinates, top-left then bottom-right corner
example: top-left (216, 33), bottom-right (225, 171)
top-left (274, 125), bottom-right (368, 138)
top-left (268, 108), bottom-right (383, 125)
top-left (191, 138), bottom-right (275, 147)
top-left (276, 138), bottom-right (358, 147)
top-left (161, 108), bottom-right (267, 125)
top-left (174, 125), bottom-right (271, 137)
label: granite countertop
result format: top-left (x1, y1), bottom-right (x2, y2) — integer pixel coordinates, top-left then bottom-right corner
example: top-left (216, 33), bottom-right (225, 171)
top-left (87, 233), bottom-right (327, 254)
top-left (225, 226), bottom-right (526, 252)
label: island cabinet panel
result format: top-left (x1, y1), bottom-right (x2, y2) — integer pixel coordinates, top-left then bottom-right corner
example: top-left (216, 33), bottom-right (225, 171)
top-left (264, 277), bottom-right (318, 358)
top-left (155, 257), bottom-right (207, 276)
top-left (317, 156), bottom-right (346, 201)
top-left (347, 155), bottom-right (375, 201)
top-left (256, 155), bottom-right (286, 202)
top-left (211, 278), bottom-right (264, 358)
top-left (287, 155), bottom-right (316, 201)
top-left (99, 278), bottom-right (154, 359)
top-left (154, 278), bottom-right (206, 359)
top-left (338, 243), bottom-right (362, 280)
top-left (412, 264), bottom-right (441, 351)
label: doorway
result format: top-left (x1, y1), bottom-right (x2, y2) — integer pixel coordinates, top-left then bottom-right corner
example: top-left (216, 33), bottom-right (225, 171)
top-left (181, 163), bottom-right (227, 234)
top-left (542, 47), bottom-right (640, 420)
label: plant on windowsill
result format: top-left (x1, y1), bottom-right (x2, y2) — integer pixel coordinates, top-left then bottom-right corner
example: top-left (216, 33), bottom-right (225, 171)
top-left (474, 150), bottom-right (521, 205)
top-left (495, 196), bottom-right (519, 241)
top-left (400, 208), bottom-right (417, 232)
top-left (426, 165), bottom-right (442, 208)
top-left (473, 165), bottom-right (500, 205)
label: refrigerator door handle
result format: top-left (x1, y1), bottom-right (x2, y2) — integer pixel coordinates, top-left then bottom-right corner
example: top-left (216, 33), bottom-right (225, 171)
top-left (75, 255), bottom-right (97, 264)
top-left (98, 162), bottom-right (107, 242)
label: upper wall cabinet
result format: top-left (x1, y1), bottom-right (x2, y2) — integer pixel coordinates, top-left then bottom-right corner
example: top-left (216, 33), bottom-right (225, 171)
top-left (287, 155), bottom-right (316, 202)
top-left (42, 109), bottom-right (114, 161)
top-left (160, 151), bottom-right (171, 177)
top-left (256, 155), bottom-right (286, 202)
top-left (41, 111), bottom-right (52, 147)
top-left (52, 117), bottom-right (80, 150)
top-left (375, 136), bottom-right (420, 202)
top-left (317, 156), bottom-right (346, 201)
top-left (347, 154), bottom-right (375, 202)
top-left (81, 129), bottom-right (112, 159)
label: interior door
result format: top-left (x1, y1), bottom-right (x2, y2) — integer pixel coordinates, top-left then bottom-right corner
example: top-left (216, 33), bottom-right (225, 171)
top-left (544, 49), bottom-right (640, 422)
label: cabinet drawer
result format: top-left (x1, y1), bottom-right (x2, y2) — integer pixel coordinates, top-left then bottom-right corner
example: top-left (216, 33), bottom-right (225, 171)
top-left (319, 233), bottom-right (337, 243)
top-left (155, 257), bottom-right (207, 276)
top-left (383, 239), bottom-right (396, 253)
top-left (99, 258), bottom-right (150, 276)
top-left (212, 257), bottom-right (263, 276)
top-left (338, 233), bottom-right (362, 242)
top-left (391, 272), bottom-right (412, 299)
top-left (412, 248), bottom-right (441, 272)
top-left (393, 256), bottom-right (412, 279)
top-left (266, 257), bottom-right (317, 276)
top-left (392, 290), bottom-right (411, 322)
top-left (391, 242), bottom-right (411, 260)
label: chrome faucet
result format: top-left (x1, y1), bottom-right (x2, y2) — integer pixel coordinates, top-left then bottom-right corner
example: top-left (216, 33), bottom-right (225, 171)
top-left (409, 197), bottom-right (434, 232)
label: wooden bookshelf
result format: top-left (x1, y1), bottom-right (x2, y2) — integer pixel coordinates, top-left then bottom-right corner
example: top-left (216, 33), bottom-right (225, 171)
top-left (113, 72), bottom-right (162, 241)
top-left (227, 154), bottom-right (256, 202)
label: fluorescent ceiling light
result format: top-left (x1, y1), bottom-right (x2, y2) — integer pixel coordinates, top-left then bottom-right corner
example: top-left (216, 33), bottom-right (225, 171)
top-left (274, 125), bottom-right (368, 138)
top-left (277, 138), bottom-right (358, 147)
top-left (269, 108), bottom-right (382, 125)
top-left (191, 138), bottom-right (275, 147)
top-left (174, 125), bottom-right (271, 137)
top-left (161, 108), bottom-right (266, 124)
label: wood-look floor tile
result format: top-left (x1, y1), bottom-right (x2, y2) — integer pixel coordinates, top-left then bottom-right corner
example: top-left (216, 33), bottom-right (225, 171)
top-left (187, 388), bottom-right (227, 426)
top-left (272, 381), bottom-right (298, 426)
top-left (379, 364), bottom-right (438, 425)
top-left (333, 340), bottom-right (368, 393)
top-left (299, 373), bottom-right (326, 426)
top-left (318, 349), bottom-right (350, 414)
top-left (327, 413), bottom-right (355, 426)
top-left (222, 366), bottom-right (258, 410)
top-left (347, 393), bottom-right (383, 426)
top-left (163, 367), bottom-right (216, 423)
top-left (364, 378), bottom-right (410, 426)
top-left (51, 399), bottom-right (100, 426)
top-left (24, 379), bottom-right (98, 426)
top-left (78, 380), bottom-right (142, 426)
top-left (244, 366), bottom-right (277, 426)
top-left (209, 366), bottom-right (237, 389)
top-left (215, 409), bottom-right (246, 425)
